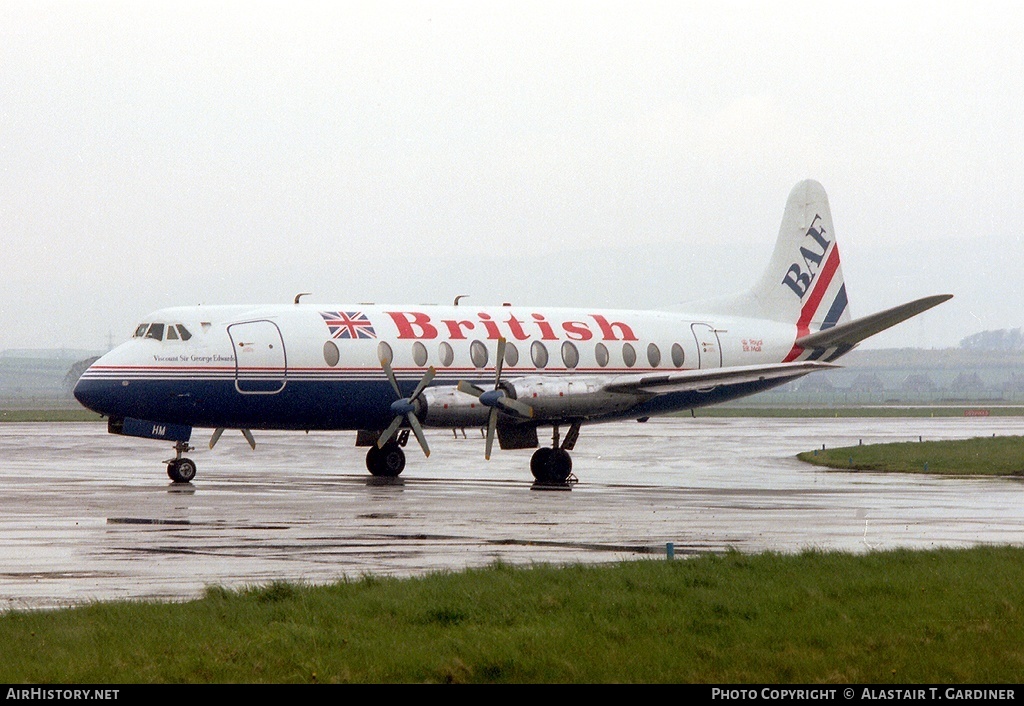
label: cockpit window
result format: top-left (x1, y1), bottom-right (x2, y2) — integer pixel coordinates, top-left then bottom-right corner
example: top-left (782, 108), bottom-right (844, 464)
top-left (137, 322), bottom-right (192, 342)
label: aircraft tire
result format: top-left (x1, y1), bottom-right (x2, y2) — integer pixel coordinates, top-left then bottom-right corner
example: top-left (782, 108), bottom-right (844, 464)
top-left (531, 447), bottom-right (572, 483)
top-left (167, 458), bottom-right (197, 483)
top-left (366, 443), bottom-right (406, 477)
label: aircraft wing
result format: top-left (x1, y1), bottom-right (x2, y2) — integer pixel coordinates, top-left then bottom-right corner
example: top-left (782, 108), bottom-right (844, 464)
top-left (795, 294), bottom-right (952, 351)
top-left (602, 361), bottom-right (839, 395)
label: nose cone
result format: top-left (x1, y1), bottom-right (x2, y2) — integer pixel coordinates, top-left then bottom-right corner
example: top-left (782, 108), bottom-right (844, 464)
top-left (73, 352), bottom-right (124, 417)
top-left (73, 359), bottom-right (104, 413)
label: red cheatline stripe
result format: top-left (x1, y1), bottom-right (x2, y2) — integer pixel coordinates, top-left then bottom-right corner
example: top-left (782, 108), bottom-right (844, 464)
top-left (782, 245), bottom-right (842, 362)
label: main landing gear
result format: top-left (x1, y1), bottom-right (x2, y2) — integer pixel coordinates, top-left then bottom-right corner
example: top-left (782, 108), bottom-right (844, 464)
top-left (366, 440), bottom-right (406, 477)
top-left (530, 447), bottom-right (572, 483)
top-left (530, 422), bottom-right (579, 486)
top-left (166, 441), bottom-right (197, 483)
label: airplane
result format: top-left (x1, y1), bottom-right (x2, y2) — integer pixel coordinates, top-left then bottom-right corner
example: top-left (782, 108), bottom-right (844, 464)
top-left (73, 180), bottom-right (951, 485)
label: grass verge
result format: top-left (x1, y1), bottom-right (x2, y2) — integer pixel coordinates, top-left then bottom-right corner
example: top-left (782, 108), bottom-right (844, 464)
top-left (3, 548), bottom-right (1024, 683)
top-left (798, 435), bottom-right (1024, 475)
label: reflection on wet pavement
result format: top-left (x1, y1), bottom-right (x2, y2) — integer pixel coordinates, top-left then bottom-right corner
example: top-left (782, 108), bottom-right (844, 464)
top-left (1, 416), bottom-right (1021, 609)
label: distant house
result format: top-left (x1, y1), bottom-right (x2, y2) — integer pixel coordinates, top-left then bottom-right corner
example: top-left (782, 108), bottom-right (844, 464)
top-left (796, 376), bottom-right (835, 393)
top-left (948, 372), bottom-right (988, 399)
top-left (1003, 373), bottom-right (1024, 401)
top-left (849, 373), bottom-right (885, 394)
top-left (900, 374), bottom-right (938, 398)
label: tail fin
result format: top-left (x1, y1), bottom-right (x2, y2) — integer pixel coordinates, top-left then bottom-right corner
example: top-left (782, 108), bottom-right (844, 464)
top-left (750, 179), bottom-right (850, 330)
top-left (699, 179), bottom-right (951, 359)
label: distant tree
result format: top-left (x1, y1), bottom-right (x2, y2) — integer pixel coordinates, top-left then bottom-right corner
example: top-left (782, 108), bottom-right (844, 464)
top-left (63, 356), bottom-right (99, 393)
top-left (959, 328), bottom-right (1024, 352)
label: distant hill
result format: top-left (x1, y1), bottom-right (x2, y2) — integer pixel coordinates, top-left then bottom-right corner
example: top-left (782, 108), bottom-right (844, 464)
top-left (773, 347), bottom-right (1024, 405)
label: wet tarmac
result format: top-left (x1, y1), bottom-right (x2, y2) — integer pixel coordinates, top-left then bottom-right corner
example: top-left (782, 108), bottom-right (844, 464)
top-left (1, 416), bottom-right (1022, 610)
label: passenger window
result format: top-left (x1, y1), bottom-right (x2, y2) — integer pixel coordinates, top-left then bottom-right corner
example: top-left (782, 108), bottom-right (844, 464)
top-left (671, 343), bottom-right (685, 367)
top-left (561, 341), bottom-right (579, 369)
top-left (622, 342), bottom-right (636, 367)
top-left (413, 341), bottom-right (428, 367)
top-left (504, 342), bottom-right (519, 367)
top-left (176, 325), bottom-right (192, 341)
top-left (470, 340), bottom-right (488, 368)
top-left (647, 343), bottom-right (661, 367)
top-left (439, 341), bottom-right (454, 367)
top-left (323, 340), bottom-right (340, 367)
top-left (145, 323), bottom-right (164, 341)
top-left (595, 342), bottom-right (609, 368)
top-left (531, 341), bottom-right (549, 369)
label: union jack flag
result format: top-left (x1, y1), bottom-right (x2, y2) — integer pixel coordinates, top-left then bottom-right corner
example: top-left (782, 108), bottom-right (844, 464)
top-left (320, 311), bottom-right (377, 339)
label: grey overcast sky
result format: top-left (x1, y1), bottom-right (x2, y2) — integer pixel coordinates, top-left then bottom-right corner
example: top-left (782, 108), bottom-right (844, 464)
top-left (1, 0), bottom-right (1021, 351)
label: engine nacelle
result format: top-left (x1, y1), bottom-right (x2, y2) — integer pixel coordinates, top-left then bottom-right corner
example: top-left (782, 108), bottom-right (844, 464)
top-left (421, 376), bottom-right (639, 427)
top-left (510, 375), bottom-right (638, 419)
top-left (421, 386), bottom-right (493, 427)
top-left (417, 375), bottom-right (638, 424)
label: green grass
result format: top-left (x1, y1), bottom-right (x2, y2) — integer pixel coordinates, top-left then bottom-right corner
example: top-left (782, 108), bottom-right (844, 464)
top-left (798, 435), bottom-right (1024, 475)
top-left (4, 548), bottom-right (1024, 683)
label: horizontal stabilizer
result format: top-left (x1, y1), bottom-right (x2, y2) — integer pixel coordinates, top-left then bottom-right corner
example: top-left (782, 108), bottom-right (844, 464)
top-left (604, 361), bottom-right (839, 395)
top-left (794, 294), bottom-right (953, 350)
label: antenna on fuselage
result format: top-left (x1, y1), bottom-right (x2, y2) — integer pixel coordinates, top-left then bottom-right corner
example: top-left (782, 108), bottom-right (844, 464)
top-left (454, 294), bottom-right (468, 306)
top-left (294, 292), bottom-right (312, 304)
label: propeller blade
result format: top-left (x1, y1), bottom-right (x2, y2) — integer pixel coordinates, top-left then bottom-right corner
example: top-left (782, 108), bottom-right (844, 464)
top-left (497, 396), bottom-right (535, 419)
top-left (241, 429), bottom-right (256, 450)
top-left (485, 408), bottom-right (498, 460)
top-left (209, 428), bottom-right (225, 449)
top-left (381, 357), bottom-right (402, 398)
top-left (377, 364), bottom-right (436, 453)
top-left (494, 337), bottom-right (506, 382)
top-left (408, 366), bottom-right (436, 401)
top-left (377, 415), bottom-right (404, 448)
top-left (407, 413), bottom-right (430, 457)
top-left (457, 380), bottom-right (485, 398)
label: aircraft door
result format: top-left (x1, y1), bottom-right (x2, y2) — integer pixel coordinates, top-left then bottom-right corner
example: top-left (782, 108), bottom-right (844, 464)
top-left (691, 323), bottom-right (723, 369)
top-left (228, 320), bottom-right (287, 394)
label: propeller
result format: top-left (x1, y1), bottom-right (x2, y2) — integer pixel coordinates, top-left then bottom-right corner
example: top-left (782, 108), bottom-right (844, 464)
top-left (377, 358), bottom-right (434, 457)
top-left (456, 337), bottom-right (534, 460)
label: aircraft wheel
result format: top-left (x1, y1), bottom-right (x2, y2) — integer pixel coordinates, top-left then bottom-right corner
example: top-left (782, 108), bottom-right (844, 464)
top-left (531, 447), bottom-right (572, 483)
top-left (366, 443), bottom-right (406, 477)
top-left (530, 447), bottom-right (553, 481)
top-left (167, 458), bottom-right (197, 483)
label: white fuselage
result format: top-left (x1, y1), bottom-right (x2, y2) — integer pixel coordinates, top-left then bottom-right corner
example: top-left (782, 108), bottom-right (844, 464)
top-left (74, 303), bottom-right (800, 431)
